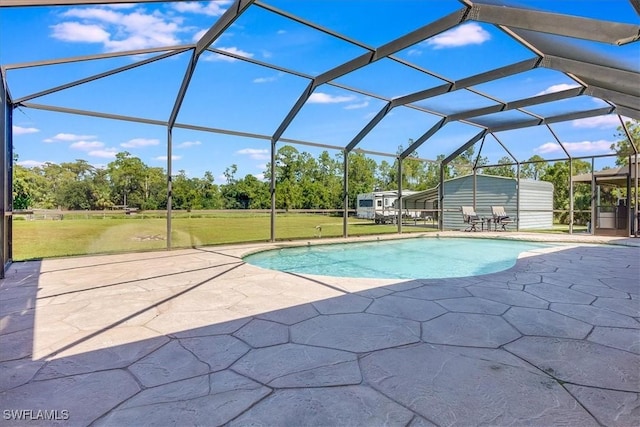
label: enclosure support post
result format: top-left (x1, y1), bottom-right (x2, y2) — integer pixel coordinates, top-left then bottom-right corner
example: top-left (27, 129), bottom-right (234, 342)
top-left (591, 157), bottom-right (596, 235)
top-left (569, 157), bottom-right (574, 234)
top-left (397, 158), bottom-right (402, 234)
top-left (629, 156), bottom-right (640, 237)
top-left (166, 127), bottom-right (173, 249)
top-left (620, 118), bottom-right (638, 237)
top-left (627, 155), bottom-right (632, 235)
top-left (0, 76), bottom-right (12, 278)
top-left (545, 124), bottom-right (573, 234)
top-left (270, 139), bottom-right (276, 242)
top-left (439, 163), bottom-right (445, 231)
top-left (343, 150), bottom-right (349, 238)
top-left (166, 49), bottom-right (200, 251)
top-left (472, 168), bottom-right (477, 210)
top-left (516, 163), bottom-right (520, 232)
top-left (5, 103), bottom-right (10, 273)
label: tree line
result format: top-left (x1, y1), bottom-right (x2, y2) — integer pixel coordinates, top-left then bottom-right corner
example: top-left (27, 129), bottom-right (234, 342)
top-left (13, 120), bottom-right (637, 223)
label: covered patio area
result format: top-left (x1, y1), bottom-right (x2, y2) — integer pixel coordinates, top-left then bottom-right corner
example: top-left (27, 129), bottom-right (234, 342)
top-left (573, 157), bottom-right (639, 237)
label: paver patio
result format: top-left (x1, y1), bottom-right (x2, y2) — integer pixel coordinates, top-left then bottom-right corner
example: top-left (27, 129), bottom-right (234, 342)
top-left (1, 232), bottom-right (639, 426)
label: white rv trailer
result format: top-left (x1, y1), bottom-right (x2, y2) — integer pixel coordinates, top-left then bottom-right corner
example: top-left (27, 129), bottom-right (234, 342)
top-left (357, 190), bottom-right (418, 223)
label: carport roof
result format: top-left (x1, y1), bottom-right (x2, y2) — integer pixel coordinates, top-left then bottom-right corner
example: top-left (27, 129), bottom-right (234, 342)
top-left (402, 173), bottom-right (540, 206)
top-left (573, 163), bottom-right (639, 185)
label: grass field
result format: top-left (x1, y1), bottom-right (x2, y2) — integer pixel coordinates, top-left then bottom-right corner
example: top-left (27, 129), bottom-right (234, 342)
top-left (12, 211), bottom-right (588, 261)
top-left (13, 213), bottom-right (434, 261)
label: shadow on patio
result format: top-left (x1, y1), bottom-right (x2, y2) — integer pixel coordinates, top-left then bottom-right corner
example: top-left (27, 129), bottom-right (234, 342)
top-left (1, 243), bottom-right (638, 426)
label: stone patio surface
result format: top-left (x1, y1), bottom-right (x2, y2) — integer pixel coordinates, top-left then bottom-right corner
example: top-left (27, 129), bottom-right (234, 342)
top-left (1, 232), bottom-right (639, 426)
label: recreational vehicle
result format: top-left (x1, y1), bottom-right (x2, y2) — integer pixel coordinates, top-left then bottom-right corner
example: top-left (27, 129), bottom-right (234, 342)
top-left (357, 191), bottom-right (418, 223)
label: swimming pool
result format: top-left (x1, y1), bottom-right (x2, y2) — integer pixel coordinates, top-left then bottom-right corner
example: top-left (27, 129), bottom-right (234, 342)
top-left (244, 237), bottom-right (553, 279)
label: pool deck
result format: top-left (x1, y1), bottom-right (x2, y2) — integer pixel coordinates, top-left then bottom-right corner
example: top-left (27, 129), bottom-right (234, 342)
top-left (1, 232), bottom-right (639, 426)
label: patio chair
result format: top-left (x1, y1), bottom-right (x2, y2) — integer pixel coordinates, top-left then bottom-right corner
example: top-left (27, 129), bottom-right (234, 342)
top-left (461, 206), bottom-right (483, 232)
top-left (491, 206), bottom-right (514, 231)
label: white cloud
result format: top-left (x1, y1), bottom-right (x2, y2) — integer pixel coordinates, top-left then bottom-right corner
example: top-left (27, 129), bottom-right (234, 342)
top-left (173, 2), bottom-right (206, 14)
top-left (104, 3), bottom-right (136, 9)
top-left (13, 125), bottom-right (39, 135)
top-left (254, 71), bottom-right (283, 83)
top-left (203, 46), bottom-right (254, 62)
top-left (44, 133), bottom-right (97, 142)
top-left (426, 23), bottom-right (491, 49)
top-left (17, 160), bottom-right (46, 168)
top-left (62, 7), bottom-right (121, 23)
top-left (572, 115), bottom-right (620, 129)
top-left (88, 149), bottom-right (118, 158)
top-left (345, 101), bottom-right (369, 110)
top-left (51, 21), bottom-right (111, 43)
top-left (106, 13), bottom-right (180, 51)
top-left (52, 7), bottom-right (182, 52)
top-left (237, 148), bottom-right (269, 160)
top-left (70, 141), bottom-right (104, 150)
top-left (253, 75), bottom-right (278, 83)
top-left (535, 83), bottom-right (580, 96)
top-left (172, 1), bottom-right (231, 16)
top-left (308, 92), bottom-right (356, 104)
top-left (277, 29), bottom-right (287, 35)
top-left (565, 140), bottom-right (615, 153)
top-left (176, 140), bottom-right (202, 148)
top-left (192, 29), bottom-right (207, 42)
top-left (534, 142), bottom-right (559, 154)
top-left (121, 138), bottom-right (159, 148)
top-left (154, 155), bottom-right (181, 161)
top-left (535, 140), bottom-right (615, 154)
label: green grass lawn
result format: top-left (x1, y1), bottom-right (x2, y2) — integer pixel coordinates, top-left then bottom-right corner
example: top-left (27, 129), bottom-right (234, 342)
top-left (13, 213), bottom-right (432, 260)
top-left (13, 212), bottom-right (586, 261)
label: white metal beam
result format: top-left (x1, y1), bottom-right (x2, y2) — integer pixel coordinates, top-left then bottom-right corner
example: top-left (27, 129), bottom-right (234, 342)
top-left (3, 45), bottom-right (192, 70)
top-left (195, 0), bottom-right (255, 56)
top-left (468, 1), bottom-right (640, 45)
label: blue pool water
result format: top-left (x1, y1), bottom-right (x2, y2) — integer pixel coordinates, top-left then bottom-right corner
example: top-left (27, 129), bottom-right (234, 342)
top-left (244, 237), bottom-right (552, 279)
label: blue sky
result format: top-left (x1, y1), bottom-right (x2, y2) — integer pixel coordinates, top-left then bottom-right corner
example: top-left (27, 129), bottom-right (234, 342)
top-left (2, 0), bottom-right (639, 183)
